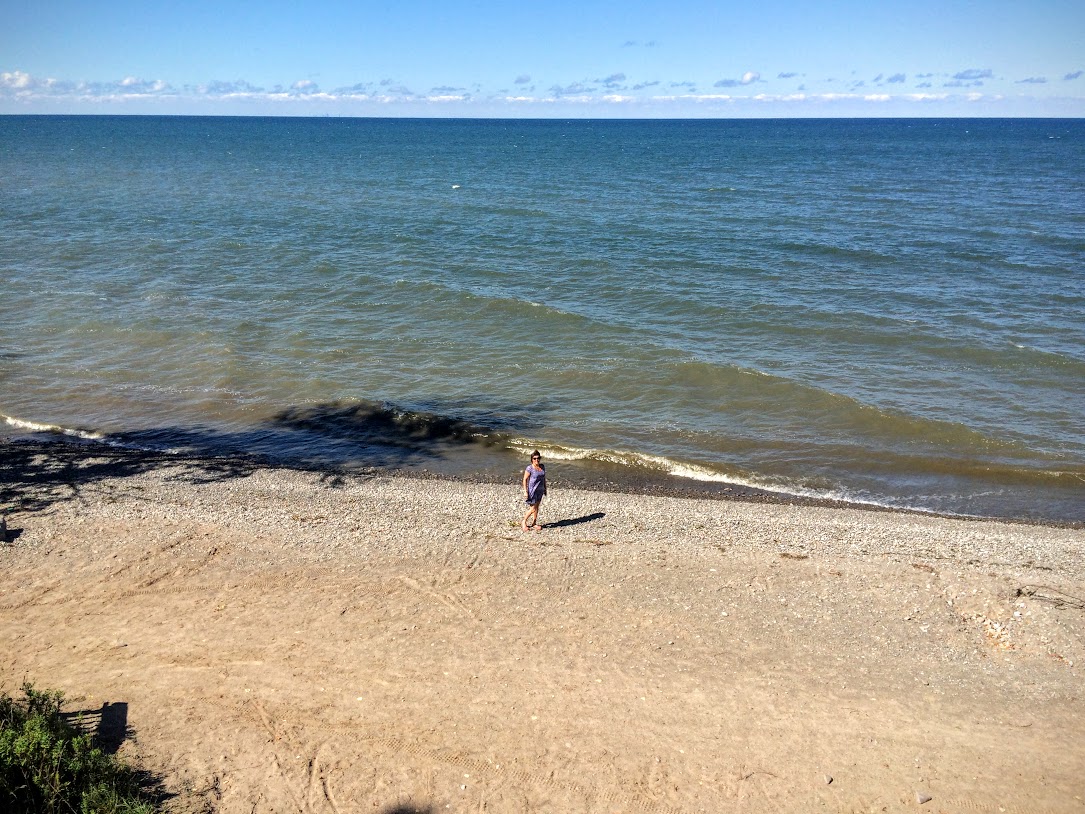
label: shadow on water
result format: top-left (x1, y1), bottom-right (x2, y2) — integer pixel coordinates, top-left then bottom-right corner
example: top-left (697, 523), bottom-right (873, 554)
top-left (270, 399), bottom-right (522, 459)
top-left (0, 398), bottom-right (543, 516)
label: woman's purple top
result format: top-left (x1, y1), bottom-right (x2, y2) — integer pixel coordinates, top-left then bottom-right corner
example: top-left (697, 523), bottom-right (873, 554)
top-left (524, 464), bottom-right (546, 503)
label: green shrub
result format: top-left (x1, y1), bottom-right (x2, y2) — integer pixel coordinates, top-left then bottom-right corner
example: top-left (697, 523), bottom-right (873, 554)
top-left (0, 683), bottom-right (155, 814)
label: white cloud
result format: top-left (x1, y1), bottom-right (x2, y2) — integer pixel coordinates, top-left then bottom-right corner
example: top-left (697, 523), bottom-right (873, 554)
top-left (1, 70), bottom-right (33, 88)
top-left (952, 68), bottom-right (993, 83)
top-left (549, 81), bottom-right (594, 96)
top-left (2, 66), bottom-right (1081, 116)
top-left (332, 82), bottom-right (371, 94)
top-left (715, 71), bottom-right (760, 88)
top-left (111, 76), bottom-right (172, 94)
top-left (1, 70), bottom-right (176, 100)
top-left (198, 80), bottom-right (264, 95)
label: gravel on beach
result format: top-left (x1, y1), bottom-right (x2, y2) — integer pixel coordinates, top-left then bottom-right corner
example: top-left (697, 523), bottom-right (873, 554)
top-left (3, 440), bottom-right (1084, 813)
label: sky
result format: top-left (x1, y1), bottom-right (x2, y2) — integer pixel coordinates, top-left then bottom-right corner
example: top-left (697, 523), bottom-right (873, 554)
top-left (2, 0), bottom-right (1083, 118)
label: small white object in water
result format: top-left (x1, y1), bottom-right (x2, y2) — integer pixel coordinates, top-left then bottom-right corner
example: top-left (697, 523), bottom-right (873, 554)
top-left (451, 184), bottom-right (461, 189)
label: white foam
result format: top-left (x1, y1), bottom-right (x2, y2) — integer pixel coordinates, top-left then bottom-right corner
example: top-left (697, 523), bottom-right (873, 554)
top-left (504, 437), bottom-right (956, 516)
top-left (3, 414), bottom-right (104, 440)
top-left (508, 438), bottom-right (761, 485)
top-left (2, 412), bottom-right (195, 456)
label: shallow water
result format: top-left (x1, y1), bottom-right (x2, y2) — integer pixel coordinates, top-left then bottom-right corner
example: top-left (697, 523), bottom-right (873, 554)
top-left (2, 116), bottom-right (1083, 521)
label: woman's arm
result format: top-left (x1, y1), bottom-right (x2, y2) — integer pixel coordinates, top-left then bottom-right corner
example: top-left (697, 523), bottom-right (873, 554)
top-left (522, 468), bottom-right (530, 493)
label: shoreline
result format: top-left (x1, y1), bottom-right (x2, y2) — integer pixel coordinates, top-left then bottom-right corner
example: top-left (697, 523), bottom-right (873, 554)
top-left (3, 435), bottom-right (1082, 531)
top-left (3, 434), bottom-right (1084, 812)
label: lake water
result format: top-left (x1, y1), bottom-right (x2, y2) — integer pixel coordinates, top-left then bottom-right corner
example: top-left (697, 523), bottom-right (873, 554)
top-left (2, 115), bottom-right (1083, 522)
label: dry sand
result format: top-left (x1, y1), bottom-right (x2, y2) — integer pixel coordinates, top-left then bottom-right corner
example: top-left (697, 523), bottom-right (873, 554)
top-left (2, 446), bottom-right (1084, 813)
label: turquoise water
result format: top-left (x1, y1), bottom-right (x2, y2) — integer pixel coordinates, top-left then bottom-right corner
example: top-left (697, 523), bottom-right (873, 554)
top-left (2, 115), bottom-right (1084, 521)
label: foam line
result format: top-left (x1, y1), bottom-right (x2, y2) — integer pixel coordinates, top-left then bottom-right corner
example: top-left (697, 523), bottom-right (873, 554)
top-left (3, 413), bottom-right (105, 441)
top-left (503, 438), bottom-right (959, 516)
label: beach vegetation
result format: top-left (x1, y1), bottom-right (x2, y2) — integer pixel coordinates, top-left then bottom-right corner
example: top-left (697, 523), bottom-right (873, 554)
top-left (0, 683), bottom-right (155, 813)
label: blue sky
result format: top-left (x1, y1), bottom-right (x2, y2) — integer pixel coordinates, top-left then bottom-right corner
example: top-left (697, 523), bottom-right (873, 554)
top-left (2, 0), bottom-right (1083, 117)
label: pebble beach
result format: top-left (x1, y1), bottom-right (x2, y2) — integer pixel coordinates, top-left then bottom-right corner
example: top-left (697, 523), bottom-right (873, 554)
top-left (2, 440), bottom-right (1084, 813)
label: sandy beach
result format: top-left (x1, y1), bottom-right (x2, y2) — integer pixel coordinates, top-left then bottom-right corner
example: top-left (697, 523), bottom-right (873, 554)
top-left (2, 442), bottom-right (1084, 813)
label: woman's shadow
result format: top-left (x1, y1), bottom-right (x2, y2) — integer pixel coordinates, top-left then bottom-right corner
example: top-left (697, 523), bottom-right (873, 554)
top-left (542, 512), bottom-right (605, 529)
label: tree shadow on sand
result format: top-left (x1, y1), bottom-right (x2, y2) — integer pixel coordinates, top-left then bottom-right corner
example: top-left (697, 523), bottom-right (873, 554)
top-left (1, 398), bottom-right (546, 516)
top-left (0, 438), bottom-right (262, 517)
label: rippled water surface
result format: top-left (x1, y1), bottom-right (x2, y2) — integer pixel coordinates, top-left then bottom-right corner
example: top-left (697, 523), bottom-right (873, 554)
top-left (2, 116), bottom-right (1084, 521)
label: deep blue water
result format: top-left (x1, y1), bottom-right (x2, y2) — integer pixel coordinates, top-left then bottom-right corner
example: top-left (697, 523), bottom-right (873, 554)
top-left (2, 116), bottom-right (1084, 521)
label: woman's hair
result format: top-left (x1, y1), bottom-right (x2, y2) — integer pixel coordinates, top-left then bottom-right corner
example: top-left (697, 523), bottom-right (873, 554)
top-left (531, 449), bottom-right (541, 459)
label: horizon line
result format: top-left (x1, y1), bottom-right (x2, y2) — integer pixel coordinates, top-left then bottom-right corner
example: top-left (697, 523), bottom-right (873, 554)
top-left (3, 112), bottom-right (1084, 121)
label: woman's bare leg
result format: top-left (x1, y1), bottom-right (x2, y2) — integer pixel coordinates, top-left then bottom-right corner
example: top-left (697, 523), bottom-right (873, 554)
top-left (523, 501), bottom-right (541, 531)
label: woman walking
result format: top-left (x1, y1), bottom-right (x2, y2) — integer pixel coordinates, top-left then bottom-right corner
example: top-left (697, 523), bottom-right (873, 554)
top-left (521, 450), bottom-right (547, 531)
